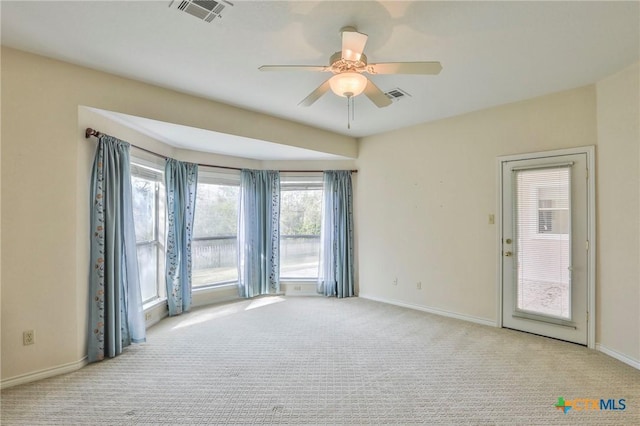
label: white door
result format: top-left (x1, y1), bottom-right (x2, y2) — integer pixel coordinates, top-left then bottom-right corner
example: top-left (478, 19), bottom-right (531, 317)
top-left (501, 152), bottom-right (590, 345)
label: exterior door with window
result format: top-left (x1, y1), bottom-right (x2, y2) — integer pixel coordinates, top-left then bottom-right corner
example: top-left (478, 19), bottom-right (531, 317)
top-left (501, 151), bottom-right (591, 345)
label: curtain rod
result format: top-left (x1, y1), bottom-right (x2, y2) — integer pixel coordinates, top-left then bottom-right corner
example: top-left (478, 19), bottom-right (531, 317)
top-left (85, 128), bottom-right (357, 174)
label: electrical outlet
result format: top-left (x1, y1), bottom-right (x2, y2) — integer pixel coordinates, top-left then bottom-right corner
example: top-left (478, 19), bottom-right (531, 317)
top-left (489, 214), bottom-right (495, 225)
top-left (23, 330), bottom-right (35, 346)
top-left (393, 278), bottom-right (398, 286)
top-left (417, 281), bottom-right (422, 290)
top-left (145, 312), bottom-right (152, 321)
top-left (294, 285), bottom-right (301, 291)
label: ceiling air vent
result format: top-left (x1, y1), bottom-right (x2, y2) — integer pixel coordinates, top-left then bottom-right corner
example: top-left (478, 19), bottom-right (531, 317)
top-left (170, 0), bottom-right (233, 23)
top-left (384, 88), bottom-right (412, 103)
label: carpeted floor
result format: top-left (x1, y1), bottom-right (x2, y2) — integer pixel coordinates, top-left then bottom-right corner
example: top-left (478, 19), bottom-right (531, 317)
top-left (2, 296), bottom-right (639, 424)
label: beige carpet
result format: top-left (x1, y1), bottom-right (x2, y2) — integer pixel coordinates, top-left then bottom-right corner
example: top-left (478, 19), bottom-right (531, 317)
top-left (2, 296), bottom-right (639, 425)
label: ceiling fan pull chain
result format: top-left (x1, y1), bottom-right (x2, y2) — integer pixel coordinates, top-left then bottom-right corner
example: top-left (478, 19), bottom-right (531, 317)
top-left (352, 96), bottom-right (355, 122)
top-left (347, 95), bottom-right (351, 129)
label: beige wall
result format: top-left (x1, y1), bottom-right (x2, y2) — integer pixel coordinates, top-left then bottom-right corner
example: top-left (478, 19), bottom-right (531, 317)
top-left (357, 86), bottom-right (597, 322)
top-left (595, 62), bottom-right (640, 362)
top-left (1, 47), bottom-right (357, 383)
top-left (357, 72), bottom-right (640, 365)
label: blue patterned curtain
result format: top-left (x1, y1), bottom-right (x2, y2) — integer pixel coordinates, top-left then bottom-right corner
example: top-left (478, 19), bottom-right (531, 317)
top-left (318, 171), bottom-right (355, 298)
top-left (88, 135), bottom-right (145, 363)
top-left (165, 159), bottom-right (198, 316)
top-left (238, 170), bottom-right (280, 298)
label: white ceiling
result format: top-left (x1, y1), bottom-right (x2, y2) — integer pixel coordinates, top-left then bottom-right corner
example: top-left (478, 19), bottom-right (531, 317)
top-left (2, 1), bottom-right (639, 143)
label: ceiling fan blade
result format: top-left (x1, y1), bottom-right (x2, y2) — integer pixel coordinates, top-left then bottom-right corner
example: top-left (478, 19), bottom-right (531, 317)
top-left (342, 29), bottom-right (368, 62)
top-left (298, 78), bottom-right (332, 107)
top-left (363, 78), bottom-right (392, 108)
top-left (259, 65), bottom-right (330, 72)
top-left (367, 62), bottom-right (443, 75)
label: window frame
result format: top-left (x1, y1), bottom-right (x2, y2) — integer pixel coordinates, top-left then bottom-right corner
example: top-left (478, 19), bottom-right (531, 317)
top-left (130, 157), bottom-right (166, 305)
top-left (191, 167), bottom-right (241, 289)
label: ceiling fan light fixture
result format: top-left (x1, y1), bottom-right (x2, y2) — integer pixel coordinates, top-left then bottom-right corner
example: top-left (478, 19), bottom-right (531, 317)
top-left (329, 72), bottom-right (367, 98)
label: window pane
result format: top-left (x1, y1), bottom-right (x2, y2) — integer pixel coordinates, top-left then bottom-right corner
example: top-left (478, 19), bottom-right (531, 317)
top-left (192, 237), bottom-right (238, 286)
top-left (280, 188), bottom-right (322, 279)
top-left (538, 209), bottom-right (569, 234)
top-left (515, 167), bottom-right (571, 319)
top-left (137, 242), bottom-right (158, 302)
top-left (131, 176), bottom-right (155, 242)
top-left (131, 161), bottom-right (164, 303)
top-left (192, 183), bottom-right (239, 287)
top-left (538, 186), bottom-right (569, 234)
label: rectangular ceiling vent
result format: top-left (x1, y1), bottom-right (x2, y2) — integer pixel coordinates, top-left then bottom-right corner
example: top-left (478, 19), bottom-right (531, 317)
top-left (170, 0), bottom-right (233, 23)
top-left (384, 88), bottom-right (412, 102)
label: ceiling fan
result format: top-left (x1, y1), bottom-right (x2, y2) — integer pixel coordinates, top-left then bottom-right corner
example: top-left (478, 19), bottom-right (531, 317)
top-left (259, 26), bottom-right (442, 109)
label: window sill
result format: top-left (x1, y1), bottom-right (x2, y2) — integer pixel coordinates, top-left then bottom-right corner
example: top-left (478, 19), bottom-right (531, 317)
top-left (143, 297), bottom-right (167, 312)
top-left (193, 282), bottom-right (237, 293)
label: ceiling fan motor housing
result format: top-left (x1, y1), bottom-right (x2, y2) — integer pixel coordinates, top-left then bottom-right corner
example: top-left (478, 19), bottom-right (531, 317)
top-left (329, 52), bottom-right (368, 74)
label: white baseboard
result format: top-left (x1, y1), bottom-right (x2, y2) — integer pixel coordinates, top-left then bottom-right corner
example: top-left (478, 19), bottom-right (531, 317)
top-left (285, 292), bottom-right (321, 296)
top-left (358, 293), bottom-right (497, 328)
top-left (596, 344), bottom-right (640, 370)
top-left (358, 295), bottom-right (638, 371)
top-left (1, 357), bottom-right (88, 390)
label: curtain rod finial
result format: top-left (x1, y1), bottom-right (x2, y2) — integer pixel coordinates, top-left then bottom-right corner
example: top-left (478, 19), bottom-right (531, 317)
top-left (85, 128), bottom-right (99, 139)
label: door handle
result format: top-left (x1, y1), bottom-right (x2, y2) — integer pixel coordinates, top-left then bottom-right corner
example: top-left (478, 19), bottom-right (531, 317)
top-left (504, 251), bottom-right (513, 257)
